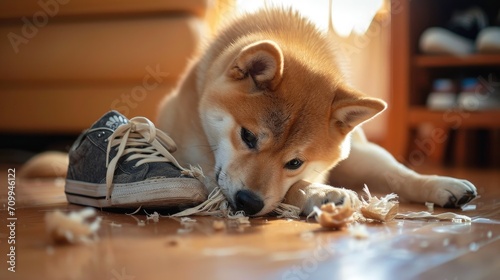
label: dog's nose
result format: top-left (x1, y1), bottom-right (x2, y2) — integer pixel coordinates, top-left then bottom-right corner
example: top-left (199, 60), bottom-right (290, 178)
top-left (235, 190), bottom-right (264, 215)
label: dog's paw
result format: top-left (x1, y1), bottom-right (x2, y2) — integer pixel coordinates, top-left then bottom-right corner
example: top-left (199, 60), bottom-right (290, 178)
top-left (424, 176), bottom-right (477, 208)
top-left (302, 183), bottom-right (360, 215)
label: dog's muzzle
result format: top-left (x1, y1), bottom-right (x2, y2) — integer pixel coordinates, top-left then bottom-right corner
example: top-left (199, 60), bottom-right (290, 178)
top-left (235, 190), bottom-right (264, 216)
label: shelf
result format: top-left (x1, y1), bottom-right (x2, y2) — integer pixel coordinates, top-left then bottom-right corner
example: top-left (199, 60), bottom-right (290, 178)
top-left (388, 0), bottom-right (500, 163)
top-left (413, 54), bottom-right (500, 68)
top-left (408, 107), bottom-right (500, 128)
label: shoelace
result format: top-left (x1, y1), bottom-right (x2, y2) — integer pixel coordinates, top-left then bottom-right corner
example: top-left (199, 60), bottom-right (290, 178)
top-left (105, 116), bottom-right (203, 200)
top-left (103, 116), bottom-right (300, 218)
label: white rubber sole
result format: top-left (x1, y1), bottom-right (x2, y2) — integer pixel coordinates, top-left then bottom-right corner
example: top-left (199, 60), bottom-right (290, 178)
top-left (419, 27), bottom-right (475, 55)
top-left (457, 91), bottom-right (500, 111)
top-left (427, 92), bottom-right (457, 110)
top-left (477, 27), bottom-right (500, 53)
top-left (65, 178), bottom-right (207, 208)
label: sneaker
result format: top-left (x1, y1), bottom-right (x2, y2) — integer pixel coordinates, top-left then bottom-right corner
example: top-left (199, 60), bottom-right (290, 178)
top-left (65, 111), bottom-right (207, 209)
top-left (477, 11), bottom-right (500, 53)
top-left (476, 27), bottom-right (500, 53)
top-left (419, 6), bottom-right (488, 55)
top-left (457, 77), bottom-right (500, 110)
top-left (426, 79), bottom-right (457, 110)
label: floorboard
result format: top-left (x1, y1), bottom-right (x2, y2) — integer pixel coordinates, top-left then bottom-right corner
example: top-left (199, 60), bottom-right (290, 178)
top-left (0, 164), bottom-right (498, 280)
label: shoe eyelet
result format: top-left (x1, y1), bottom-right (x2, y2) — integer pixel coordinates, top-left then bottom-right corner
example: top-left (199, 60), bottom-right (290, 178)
top-left (97, 131), bottom-right (107, 138)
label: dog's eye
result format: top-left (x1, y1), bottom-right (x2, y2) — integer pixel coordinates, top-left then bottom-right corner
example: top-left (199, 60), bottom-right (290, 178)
top-left (285, 158), bottom-right (303, 170)
top-left (241, 127), bottom-right (258, 149)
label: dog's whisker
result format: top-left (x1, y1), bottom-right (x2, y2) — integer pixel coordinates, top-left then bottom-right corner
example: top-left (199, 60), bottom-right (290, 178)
top-left (312, 169), bottom-right (324, 175)
top-left (239, 179), bottom-right (246, 188)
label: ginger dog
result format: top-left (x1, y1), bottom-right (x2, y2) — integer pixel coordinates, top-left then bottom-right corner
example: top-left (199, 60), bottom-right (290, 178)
top-left (157, 9), bottom-right (477, 216)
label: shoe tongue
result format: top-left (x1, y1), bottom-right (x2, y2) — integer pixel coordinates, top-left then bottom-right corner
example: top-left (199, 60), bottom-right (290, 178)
top-left (91, 110), bottom-right (129, 131)
top-left (447, 7), bottom-right (488, 40)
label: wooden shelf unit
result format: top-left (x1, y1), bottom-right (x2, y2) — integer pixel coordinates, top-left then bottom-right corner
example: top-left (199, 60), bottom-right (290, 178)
top-left (414, 54), bottom-right (500, 68)
top-left (387, 0), bottom-right (500, 166)
top-left (408, 108), bottom-right (500, 128)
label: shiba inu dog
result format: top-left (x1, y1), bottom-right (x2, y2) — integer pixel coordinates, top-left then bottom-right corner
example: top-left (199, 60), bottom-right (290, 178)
top-left (157, 9), bottom-right (477, 216)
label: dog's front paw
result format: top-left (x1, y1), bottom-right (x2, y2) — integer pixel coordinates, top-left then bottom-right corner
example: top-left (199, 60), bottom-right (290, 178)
top-left (424, 176), bottom-right (477, 208)
top-left (302, 183), bottom-right (360, 215)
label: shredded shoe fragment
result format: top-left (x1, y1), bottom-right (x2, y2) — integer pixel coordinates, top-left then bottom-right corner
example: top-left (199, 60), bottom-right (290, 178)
top-left (110, 221), bottom-right (122, 227)
top-left (180, 217), bottom-right (197, 224)
top-left (171, 187), bottom-right (230, 217)
top-left (227, 211), bottom-right (250, 224)
top-left (45, 208), bottom-right (101, 244)
top-left (273, 203), bottom-right (301, 219)
top-left (171, 185), bottom-right (301, 221)
top-left (360, 185), bottom-right (399, 222)
top-left (308, 185), bottom-right (400, 230)
top-left (308, 202), bottom-right (355, 229)
top-left (425, 202), bottom-right (434, 213)
top-left (395, 211), bottom-right (472, 222)
top-left (145, 211), bottom-right (160, 223)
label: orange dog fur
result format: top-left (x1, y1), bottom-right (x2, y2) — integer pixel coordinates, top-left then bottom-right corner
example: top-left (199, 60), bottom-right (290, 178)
top-left (158, 9), bottom-right (477, 216)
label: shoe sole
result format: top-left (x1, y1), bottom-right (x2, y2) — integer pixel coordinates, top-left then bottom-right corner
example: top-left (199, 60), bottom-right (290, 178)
top-left (419, 27), bottom-right (475, 55)
top-left (65, 178), bottom-right (208, 209)
top-left (477, 27), bottom-right (500, 53)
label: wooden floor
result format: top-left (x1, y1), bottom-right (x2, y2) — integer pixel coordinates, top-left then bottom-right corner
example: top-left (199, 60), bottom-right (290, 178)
top-left (0, 164), bottom-right (499, 280)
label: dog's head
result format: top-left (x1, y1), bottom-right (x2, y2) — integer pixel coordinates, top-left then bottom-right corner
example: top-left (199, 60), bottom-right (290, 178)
top-left (199, 39), bottom-right (386, 216)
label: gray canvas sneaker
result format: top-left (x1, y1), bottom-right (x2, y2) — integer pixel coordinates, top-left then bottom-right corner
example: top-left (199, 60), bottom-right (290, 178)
top-left (65, 111), bottom-right (207, 209)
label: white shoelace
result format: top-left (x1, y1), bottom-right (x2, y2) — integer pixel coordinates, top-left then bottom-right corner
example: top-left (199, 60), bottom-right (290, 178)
top-left (103, 116), bottom-right (300, 218)
top-left (105, 116), bottom-right (203, 200)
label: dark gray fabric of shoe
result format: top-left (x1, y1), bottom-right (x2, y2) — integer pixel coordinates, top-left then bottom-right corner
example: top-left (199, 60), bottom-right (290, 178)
top-left (65, 111), bottom-right (207, 209)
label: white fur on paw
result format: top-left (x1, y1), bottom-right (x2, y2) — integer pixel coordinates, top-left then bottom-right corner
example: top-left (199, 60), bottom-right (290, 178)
top-left (303, 184), bottom-right (360, 214)
top-left (424, 176), bottom-right (477, 208)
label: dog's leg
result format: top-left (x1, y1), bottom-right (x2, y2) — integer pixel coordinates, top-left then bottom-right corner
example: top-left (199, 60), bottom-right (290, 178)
top-left (329, 129), bottom-right (477, 208)
top-left (284, 180), bottom-right (361, 215)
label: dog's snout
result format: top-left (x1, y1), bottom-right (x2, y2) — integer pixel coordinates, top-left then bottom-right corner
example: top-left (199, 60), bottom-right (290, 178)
top-left (235, 190), bottom-right (264, 215)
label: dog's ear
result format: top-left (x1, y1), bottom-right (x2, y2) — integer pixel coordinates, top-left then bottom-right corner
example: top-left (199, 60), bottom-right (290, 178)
top-left (331, 86), bottom-right (387, 134)
top-left (227, 40), bottom-right (284, 91)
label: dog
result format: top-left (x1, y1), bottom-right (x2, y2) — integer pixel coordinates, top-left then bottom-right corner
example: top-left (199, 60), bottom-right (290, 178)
top-left (157, 9), bottom-right (477, 216)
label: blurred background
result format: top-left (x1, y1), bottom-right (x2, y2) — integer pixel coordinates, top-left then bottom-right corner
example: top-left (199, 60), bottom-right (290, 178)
top-left (0, 0), bottom-right (499, 169)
